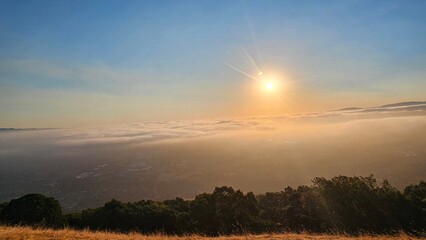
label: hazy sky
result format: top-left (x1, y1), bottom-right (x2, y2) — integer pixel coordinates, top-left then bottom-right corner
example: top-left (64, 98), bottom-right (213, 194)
top-left (1, 0), bottom-right (425, 127)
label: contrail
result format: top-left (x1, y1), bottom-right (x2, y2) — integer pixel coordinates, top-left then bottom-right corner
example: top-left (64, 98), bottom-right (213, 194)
top-left (225, 63), bottom-right (259, 82)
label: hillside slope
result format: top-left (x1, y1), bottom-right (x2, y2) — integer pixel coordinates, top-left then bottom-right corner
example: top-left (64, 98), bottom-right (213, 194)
top-left (0, 226), bottom-right (423, 240)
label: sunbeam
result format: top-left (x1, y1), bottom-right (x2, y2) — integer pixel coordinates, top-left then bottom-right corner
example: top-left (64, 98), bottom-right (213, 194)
top-left (225, 63), bottom-right (259, 82)
top-left (242, 48), bottom-right (262, 74)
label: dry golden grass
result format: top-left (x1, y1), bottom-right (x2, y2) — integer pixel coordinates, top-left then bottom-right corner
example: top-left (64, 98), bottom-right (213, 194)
top-left (0, 226), bottom-right (424, 240)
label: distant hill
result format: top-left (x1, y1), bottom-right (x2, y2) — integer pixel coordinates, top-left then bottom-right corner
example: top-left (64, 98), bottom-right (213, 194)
top-left (380, 101), bottom-right (426, 108)
top-left (332, 101), bottom-right (426, 113)
top-left (0, 128), bottom-right (55, 132)
top-left (332, 107), bottom-right (362, 111)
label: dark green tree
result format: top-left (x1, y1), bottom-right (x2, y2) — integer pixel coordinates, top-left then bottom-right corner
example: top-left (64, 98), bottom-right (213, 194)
top-left (403, 181), bottom-right (426, 232)
top-left (404, 181), bottom-right (426, 209)
top-left (258, 186), bottom-right (331, 232)
top-left (0, 194), bottom-right (62, 228)
top-left (313, 175), bottom-right (404, 234)
top-left (190, 192), bottom-right (219, 235)
top-left (0, 202), bottom-right (8, 213)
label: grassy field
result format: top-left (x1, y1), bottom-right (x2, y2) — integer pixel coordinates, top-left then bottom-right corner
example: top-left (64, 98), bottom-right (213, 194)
top-left (0, 226), bottom-right (424, 240)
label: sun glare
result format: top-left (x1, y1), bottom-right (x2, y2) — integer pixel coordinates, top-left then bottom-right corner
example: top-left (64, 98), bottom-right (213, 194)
top-left (258, 73), bottom-right (281, 93)
top-left (265, 81), bottom-right (274, 90)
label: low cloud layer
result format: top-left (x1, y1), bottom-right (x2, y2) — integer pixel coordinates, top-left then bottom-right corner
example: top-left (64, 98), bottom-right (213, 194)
top-left (3, 101), bottom-right (424, 146)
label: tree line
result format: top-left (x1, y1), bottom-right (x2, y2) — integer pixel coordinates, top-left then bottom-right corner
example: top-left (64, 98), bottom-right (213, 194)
top-left (0, 175), bottom-right (425, 236)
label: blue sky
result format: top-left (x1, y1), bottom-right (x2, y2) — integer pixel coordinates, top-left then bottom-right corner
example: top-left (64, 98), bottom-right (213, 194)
top-left (1, 0), bottom-right (426, 127)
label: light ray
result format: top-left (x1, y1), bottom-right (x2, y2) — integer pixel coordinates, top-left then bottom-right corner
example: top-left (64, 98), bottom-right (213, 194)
top-left (225, 63), bottom-right (259, 82)
top-left (242, 0), bottom-right (263, 65)
top-left (278, 96), bottom-right (291, 111)
top-left (242, 48), bottom-right (261, 74)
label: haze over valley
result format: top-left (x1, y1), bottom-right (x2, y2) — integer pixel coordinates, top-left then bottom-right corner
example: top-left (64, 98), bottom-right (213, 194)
top-left (1, 101), bottom-right (425, 212)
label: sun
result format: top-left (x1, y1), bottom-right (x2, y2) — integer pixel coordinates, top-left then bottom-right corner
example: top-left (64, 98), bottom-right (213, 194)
top-left (265, 81), bottom-right (274, 90)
